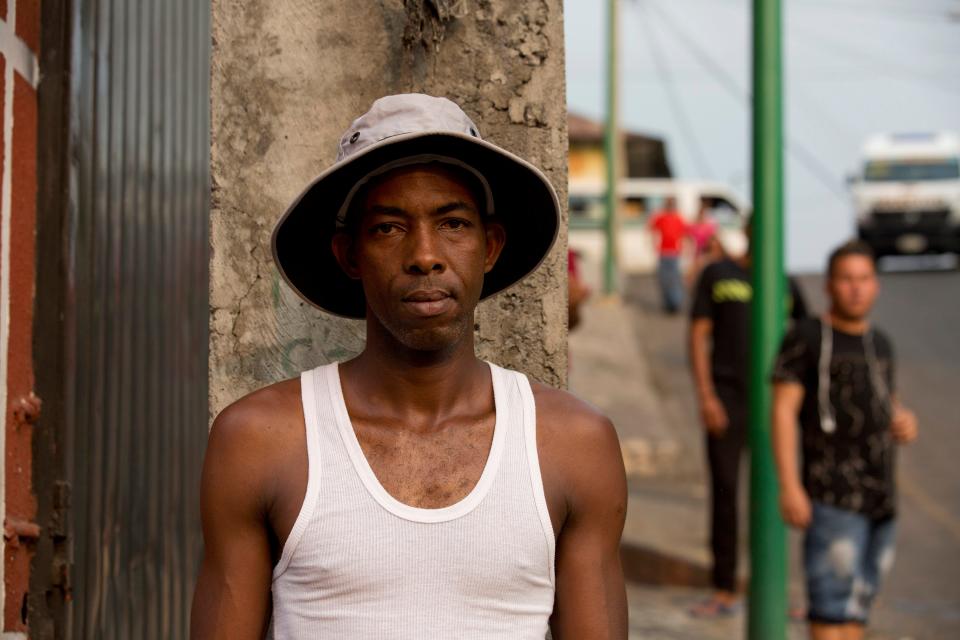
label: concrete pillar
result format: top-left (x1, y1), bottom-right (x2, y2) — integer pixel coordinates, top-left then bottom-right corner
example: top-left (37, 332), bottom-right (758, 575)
top-left (210, 0), bottom-right (569, 415)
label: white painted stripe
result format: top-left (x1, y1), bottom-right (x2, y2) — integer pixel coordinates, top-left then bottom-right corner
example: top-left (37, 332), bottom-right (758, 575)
top-left (0, 7), bottom-right (37, 89)
top-left (0, 0), bottom-right (18, 621)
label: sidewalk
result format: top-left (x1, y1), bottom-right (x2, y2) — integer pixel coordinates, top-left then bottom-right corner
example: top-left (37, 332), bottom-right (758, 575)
top-left (569, 291), bottom-right (724, 583)
top-left (627, 583), bottom-right (808, 640)
top-left (568, 296), bottom-right (680, 479)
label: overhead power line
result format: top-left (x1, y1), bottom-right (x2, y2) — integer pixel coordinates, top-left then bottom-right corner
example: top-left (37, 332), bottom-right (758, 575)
top-left (790, 23), bottom-right (960, 96)
top-left (644, 0), bottom-right (849, 198)
top-left (635, 2), bottom-right (715, 178)
top-left (673, 0), bottom-right (958, 24)
top-left (660, 0), bottom-right (960, 93)
top-left (793, 0), bottom-right (957, 23)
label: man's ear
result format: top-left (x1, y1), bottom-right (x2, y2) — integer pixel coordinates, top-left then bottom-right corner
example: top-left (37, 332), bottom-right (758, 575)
top-left (331, 232), bottom-right (361, 280)
top-left (483, 221), bottom-right (506, 274)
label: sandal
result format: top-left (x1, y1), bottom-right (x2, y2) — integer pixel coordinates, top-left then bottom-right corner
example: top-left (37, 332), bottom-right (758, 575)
top-left (688, 596), bottom-right (743, 618)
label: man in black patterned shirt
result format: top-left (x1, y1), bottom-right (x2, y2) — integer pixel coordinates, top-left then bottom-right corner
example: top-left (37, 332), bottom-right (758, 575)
top-left (771, 241), bottom-right (918, 640)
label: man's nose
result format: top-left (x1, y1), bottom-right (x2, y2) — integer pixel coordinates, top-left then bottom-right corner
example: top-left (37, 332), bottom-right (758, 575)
top-left (405, 225), bottom-right (445, 275)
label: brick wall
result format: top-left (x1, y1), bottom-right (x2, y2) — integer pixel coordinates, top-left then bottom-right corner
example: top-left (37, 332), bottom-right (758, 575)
top-left (0, 0), bottom-right (39, 634)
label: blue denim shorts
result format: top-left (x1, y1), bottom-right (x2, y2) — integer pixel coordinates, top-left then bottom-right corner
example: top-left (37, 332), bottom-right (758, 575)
top-left (804, 502), bottom-right (896, 624)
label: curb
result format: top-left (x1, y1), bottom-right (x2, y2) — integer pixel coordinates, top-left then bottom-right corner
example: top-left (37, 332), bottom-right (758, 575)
top-left (621, 542), bottom-right (748, 591)
top-left (621, 542), bottom-right (712, 589)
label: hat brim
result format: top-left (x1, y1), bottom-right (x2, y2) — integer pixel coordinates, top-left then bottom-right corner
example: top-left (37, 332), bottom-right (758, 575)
top-left (272, 131), bottom-right (561, 319)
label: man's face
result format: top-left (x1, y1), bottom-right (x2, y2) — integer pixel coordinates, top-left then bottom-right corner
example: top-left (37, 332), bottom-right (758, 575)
top-left (333, 165), bottom-right (505, 352)
top-left (827, 254), bottom-right (879, 321)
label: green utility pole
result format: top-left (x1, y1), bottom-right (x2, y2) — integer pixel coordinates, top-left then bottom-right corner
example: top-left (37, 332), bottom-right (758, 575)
top-left (748, 0), bottom-right (788, 638)
top-left (603, 0), bottom-right (619, 295)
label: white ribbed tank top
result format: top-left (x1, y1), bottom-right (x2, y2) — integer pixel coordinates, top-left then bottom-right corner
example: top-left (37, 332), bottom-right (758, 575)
top-left (268, 362), bottom-right (556, 639)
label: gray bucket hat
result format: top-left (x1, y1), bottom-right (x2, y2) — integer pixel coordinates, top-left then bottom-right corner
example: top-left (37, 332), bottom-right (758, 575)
top-left (271, 93), bottom-right (561, 319)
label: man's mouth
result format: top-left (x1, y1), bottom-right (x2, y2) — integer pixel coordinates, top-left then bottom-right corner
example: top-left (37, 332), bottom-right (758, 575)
top-left (402, 289), bottom-right (454, 317)
top-left (403, 289), bottom-right (449, 302)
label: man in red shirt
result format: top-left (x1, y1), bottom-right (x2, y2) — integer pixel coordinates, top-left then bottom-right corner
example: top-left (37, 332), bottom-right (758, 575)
top-left (649, 197), bottom-right (688, 313)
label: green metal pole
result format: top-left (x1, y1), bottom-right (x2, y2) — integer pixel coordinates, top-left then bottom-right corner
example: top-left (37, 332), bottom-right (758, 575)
top-left (748, 0), bottom-right (788, 638)
top-left (603, 0), bottom-right (618, 295)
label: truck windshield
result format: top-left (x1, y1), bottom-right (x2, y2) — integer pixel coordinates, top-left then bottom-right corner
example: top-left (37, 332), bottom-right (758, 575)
top-left (864, 158), bottom-right (960, 182)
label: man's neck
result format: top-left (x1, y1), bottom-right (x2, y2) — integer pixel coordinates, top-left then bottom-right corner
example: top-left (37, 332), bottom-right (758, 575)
top-left (341, 323), bottom-right (490, 426)
top-left (825, 309), bottom-right (869, 335)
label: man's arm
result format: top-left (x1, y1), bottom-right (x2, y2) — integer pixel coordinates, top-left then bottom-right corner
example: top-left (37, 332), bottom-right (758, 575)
top-left (890, 397), bottom-right (919, 444)
top-left (883, 337), bottom-right (918, 445)
top-left (771, 382), bottom-right (811, 528)
top-left (689, 318), bottom-right (728, 435)
top-left (537, 389), bottom-right (627, 639)
top-left (688, 267), bottom-right (727, 435)
top-left (190, 405), bottom-right (275, 639)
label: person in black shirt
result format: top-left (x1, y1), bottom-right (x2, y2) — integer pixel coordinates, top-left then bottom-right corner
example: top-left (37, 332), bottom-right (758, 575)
top-left (771, 241), bottom-right (918, 639)
top-left (688, 227), bottom-right (808, 616)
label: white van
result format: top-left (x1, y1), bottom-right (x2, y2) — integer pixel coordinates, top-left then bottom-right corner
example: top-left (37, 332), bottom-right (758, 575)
top-left (851, 132), bottom-right (960, 256)
top-left (567, 178), bottom-right (749, 287)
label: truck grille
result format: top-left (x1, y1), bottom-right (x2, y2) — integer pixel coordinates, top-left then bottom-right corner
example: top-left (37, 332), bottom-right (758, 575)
top-left (871, 209), bottom-right (950, 231)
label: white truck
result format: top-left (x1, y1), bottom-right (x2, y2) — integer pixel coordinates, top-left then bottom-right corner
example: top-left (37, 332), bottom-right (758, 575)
top-left (852, 132), bottom-right (960, 257)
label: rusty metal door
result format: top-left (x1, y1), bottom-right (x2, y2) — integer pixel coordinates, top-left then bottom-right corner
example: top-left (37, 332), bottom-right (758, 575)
top-left (31, 1), bottom-right (211, 638)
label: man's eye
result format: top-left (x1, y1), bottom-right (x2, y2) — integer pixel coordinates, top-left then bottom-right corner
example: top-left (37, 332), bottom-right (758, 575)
top-left (372, 223), bottom-right (399, 235)
top-left (442, 218), bottom-right (470, 230)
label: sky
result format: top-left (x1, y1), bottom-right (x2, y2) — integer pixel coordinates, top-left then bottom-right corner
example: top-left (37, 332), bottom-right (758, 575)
top-left (564, 0), bottom-right (960, 271)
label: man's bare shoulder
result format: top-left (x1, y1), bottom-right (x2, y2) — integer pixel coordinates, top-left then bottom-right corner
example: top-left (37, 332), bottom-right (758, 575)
top-left (530, 381), bottom-right (622, 472)
top-left (211, 378), bottom-right (302, 441)
top-left (205, 378), bottom-right (305, 486)
top-left (531, 381), bottom-right (618, 446)
top-left (530, 381), bottom-right (626, 528)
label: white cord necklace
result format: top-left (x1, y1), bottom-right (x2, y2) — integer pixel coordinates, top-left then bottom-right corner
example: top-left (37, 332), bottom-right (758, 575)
top-left (818, 320), bottom-right (836, 433)
top-left (818, 317), bottom-right (889, 434)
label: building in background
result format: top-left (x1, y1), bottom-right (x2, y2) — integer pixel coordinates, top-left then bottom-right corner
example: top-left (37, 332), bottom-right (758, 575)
top-left (567, 112), bottom-right (671, 184)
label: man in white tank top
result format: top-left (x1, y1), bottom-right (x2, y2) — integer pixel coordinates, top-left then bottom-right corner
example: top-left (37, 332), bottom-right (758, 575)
top-left (191, 95), bottom-right (628, 639)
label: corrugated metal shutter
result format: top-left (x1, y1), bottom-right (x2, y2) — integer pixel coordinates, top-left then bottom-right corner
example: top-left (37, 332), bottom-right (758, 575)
top-left (33, 1), bottom-right (211, 637)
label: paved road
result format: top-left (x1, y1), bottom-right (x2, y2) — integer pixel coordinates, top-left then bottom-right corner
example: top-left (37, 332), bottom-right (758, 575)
top-left (619, 269), bottom-right (960, 639)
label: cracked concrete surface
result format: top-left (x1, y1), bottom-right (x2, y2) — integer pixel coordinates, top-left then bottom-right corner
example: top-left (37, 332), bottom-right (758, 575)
top-left (210, 0), bottom-right (569, 417)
